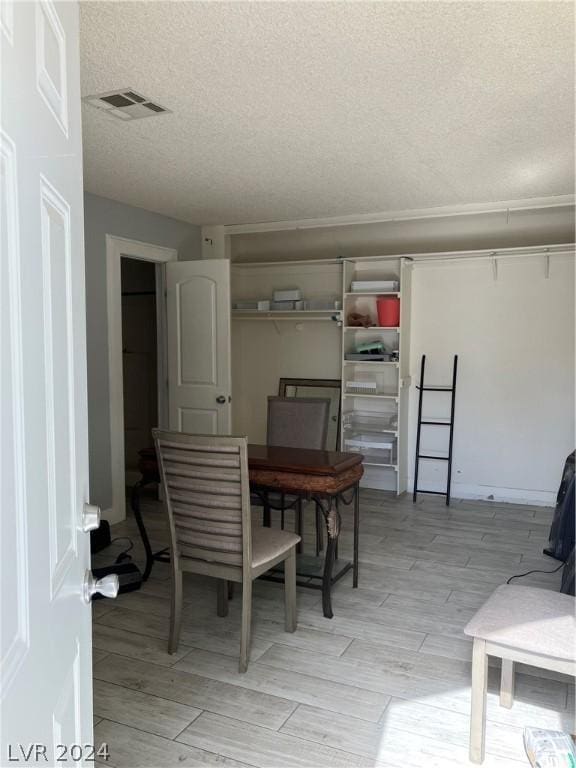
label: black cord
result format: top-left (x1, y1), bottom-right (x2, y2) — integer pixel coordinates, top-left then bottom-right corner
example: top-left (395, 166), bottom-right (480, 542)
top-left (110, 536), bottom-right (134, 564)
top-left (506, 561), bottom-right (565, 584)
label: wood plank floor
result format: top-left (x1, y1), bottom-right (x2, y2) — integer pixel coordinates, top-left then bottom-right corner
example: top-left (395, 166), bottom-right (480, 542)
top-left (92, 491), bottom-right (574, 767)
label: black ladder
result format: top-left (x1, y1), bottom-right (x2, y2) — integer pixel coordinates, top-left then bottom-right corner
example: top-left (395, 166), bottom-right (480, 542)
top-left (413, 354), bottom-right (458, 506)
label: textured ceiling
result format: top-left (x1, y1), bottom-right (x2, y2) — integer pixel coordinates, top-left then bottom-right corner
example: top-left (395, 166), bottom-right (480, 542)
top-left (79, 1), bottom-right (575, 225)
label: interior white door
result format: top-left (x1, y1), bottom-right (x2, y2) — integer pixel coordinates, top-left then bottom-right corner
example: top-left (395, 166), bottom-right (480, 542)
top-left (1, 1), bottom-right (99, 762)
top-left (166, 260), bottom-right (232, 434)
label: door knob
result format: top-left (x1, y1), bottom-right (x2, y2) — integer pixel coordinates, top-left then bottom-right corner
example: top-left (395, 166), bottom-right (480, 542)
top-left (83, 570), bottom-right (119, 603)
top-left (216, 395), bottom-right (226, 404)
top-left (81, 503), bottom-right (101, 532)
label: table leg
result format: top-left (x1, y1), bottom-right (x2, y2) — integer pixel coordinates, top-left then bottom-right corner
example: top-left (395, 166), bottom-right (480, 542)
top-left (131, 480), bottom-right (154, 582)
top-left (315, 501), bottom-right (324, 556)
top-left (353, 481), bottom-right (360, 588)
top-left (296, 497), bottom-right (303, 554)
top-left (263, 491), bottom-right (271, 527)
top-left (217, 579), bottom-right (229, 617)
top-left (318, 496), bottom-right (341, 619)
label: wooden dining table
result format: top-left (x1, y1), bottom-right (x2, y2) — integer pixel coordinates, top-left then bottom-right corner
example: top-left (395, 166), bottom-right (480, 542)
top-left (131, 444), bottom-right (364, 619)
top-left (248, 444), bottom-right (363, 618)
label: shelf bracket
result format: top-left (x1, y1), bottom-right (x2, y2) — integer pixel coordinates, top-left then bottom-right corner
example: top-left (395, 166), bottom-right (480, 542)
top-left (544, 251), bottom-right (550, 279)
top-left (490, 254), bottom-right (498, 282)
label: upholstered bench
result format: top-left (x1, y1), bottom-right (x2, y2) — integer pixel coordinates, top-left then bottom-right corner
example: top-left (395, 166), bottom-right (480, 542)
top-left (464, 584), bottom-right (576, 764)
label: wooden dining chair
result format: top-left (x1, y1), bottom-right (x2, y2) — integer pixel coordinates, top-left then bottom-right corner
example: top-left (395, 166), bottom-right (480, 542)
top-left (258, 397), bottom-right (330, 553)
top-left (152, 429), bottom-right (300, 672)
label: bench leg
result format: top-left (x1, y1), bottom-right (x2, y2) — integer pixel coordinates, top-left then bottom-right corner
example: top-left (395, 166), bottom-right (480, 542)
top-left (284, 547), bottom-right (297, 633)
top-left (470, 638), bottom-right (488, 764)
top-left (500, 659), bottom-right (515, 709)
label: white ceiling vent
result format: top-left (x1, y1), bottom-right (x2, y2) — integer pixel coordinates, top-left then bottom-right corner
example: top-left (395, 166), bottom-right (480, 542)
top-left (83, 89), bottom-right (171, 121)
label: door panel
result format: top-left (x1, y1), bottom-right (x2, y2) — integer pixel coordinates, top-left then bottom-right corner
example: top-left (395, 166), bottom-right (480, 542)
top-left (178, 276), bottom-right (217, 385)
top-left (179, 407), bottom-right (219, 434)
top-left (0, 129), bottom-right (30, 715)
top-left (41, 177), bottom-right (78, 597)
top-left (1, 1), bottom-right (93, 760)
top-left (167, 260), bottom-right (231, 434)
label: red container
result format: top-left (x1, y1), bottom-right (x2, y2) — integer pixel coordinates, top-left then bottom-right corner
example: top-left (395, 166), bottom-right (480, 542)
top-left (376, 297), bottom-right (400, 327)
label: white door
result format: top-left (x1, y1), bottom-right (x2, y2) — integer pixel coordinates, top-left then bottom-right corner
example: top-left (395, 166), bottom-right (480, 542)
top-left (166, 260), bottom-right (232, 434)
top-left (1, 1), bottom-right (101, 762)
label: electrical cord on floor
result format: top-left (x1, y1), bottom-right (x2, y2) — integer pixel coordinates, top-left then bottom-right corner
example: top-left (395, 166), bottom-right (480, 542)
top-left (110, 536), bottom-right (134, 564)
top-left (506, 561), bottom-right (565, 584)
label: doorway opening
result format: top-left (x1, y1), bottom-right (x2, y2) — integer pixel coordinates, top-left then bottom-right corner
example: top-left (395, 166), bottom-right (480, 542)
top-left (105, 235), bottom-right (177, 524)
top-left (121, 258), bottom-right (158, 489)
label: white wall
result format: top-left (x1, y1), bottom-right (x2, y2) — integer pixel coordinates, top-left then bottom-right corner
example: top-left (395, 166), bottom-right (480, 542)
top-left (232, 323), bottom-right (341, 441)
top-left (231, 262), bottom-right (342, 441)
top-left (407, 253), bottom-right (575, 505)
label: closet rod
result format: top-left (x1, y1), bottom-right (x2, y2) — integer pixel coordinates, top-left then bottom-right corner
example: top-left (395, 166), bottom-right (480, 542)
top-left (343, 243), bottom-right (573, 265)
top-left (231, 243), bottom-right (573, 269)
top-left (411, 249), bottom-right (575, 266)
top-left (232, 257), bottom-right (342, 268)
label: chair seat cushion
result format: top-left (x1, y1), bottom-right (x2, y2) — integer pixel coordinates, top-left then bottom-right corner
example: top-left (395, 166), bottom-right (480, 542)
top-left (252, 526), bottom-right (300, 570)
top-left (464, 584), bottom-right (576, 662)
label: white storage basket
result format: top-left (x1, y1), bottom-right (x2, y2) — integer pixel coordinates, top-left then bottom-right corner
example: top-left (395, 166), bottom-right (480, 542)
top-left (344, 434), bottom-right (396, 465)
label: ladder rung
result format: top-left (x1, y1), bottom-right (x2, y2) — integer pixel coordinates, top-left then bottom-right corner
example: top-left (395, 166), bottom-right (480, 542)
top-left (420, 420), bottom-right (451, 426)
top-left (416, 386), bottom-right (454, 392)
top-left (418, 454), bottom-right (450, 461)
top-left (414, 489), bottom-right (447, 496)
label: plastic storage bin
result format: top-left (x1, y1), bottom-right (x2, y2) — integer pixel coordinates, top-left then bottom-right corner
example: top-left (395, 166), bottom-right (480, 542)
top-left (346, 380), bottom-right (377, 394)
top-left (351, 280), bottom-right (399, 292)
top-left (344, 434), bottom-right (396, 465)
top-left (343, 411), bottom-right (398, 433)
top-left (377, 297), bottom-right (400, 327)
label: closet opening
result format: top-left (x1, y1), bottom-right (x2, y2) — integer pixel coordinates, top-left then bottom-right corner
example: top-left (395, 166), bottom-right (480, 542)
top-left (120, 257), bottom-right (160, 493)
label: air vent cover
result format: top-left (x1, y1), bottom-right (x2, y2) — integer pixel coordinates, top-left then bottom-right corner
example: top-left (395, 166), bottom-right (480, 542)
top-left (83, 88), bottom-right (171, 121)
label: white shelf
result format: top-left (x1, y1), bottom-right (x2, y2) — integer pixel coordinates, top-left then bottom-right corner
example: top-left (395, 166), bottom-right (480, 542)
top-left (345, 427), bottom-right (398, 436)
top-left (232, 309), bottom-right (339, 321)
top-left (339, 257), bottom-right (412, 496)
top-left (344, 291), bottom-right (400, 297)
top-left (343, 360), bottom-right (399, 367)
top-left (343, 392), bottom-right (399, 400)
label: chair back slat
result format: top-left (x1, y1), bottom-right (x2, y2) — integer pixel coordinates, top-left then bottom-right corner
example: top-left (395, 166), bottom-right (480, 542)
top-left (163, 453), bottom-right (241, 468)
top-left (153, 430), bottom-right (251, 570)
top-left (160, 440), bottom-right (241, 455)
top-left (164, 464), bottom-right (241, 483)
top-left (166, 475), bottom-right (241, 498)
top-left (171, 500), bottom-right (241, 522)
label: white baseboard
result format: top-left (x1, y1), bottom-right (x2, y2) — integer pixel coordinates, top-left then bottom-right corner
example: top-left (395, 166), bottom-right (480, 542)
top-left (407, 479), bottom-right (555, 507)
top-left (100, 506), bottom-right (125, 526)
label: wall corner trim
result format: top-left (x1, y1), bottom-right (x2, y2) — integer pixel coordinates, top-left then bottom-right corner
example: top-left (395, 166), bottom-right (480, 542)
top-left (105, 235), bottom-right (177, 526)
